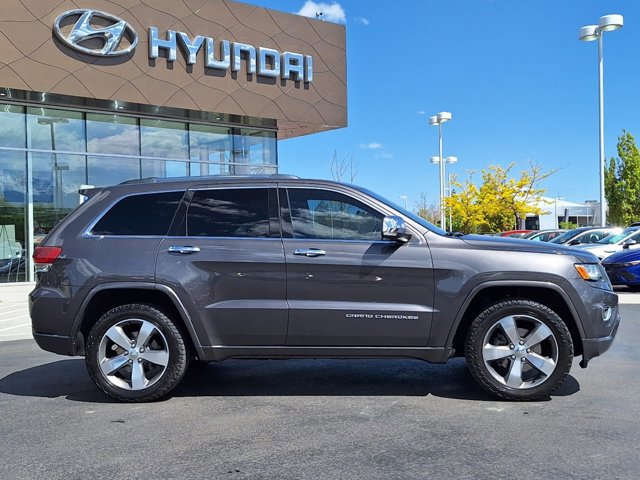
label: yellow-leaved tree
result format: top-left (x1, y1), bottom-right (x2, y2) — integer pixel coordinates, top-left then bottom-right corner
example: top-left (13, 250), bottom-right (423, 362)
top-left (444, 162), bottom-right (555, 233)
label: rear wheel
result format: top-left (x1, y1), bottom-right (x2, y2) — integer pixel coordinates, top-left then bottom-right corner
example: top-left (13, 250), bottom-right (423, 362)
top-left (85, 304), bottom-right (188, 402)
top-left (465, 299), bottom-right (573, 400)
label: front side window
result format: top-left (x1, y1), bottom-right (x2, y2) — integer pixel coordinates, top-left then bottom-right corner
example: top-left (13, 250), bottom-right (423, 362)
top-left (186, 188), bottom-right (270, 238)
top-left (287, 188), bottom-right (382, 241)
top-left (91, 191), bottom-right (183, 236)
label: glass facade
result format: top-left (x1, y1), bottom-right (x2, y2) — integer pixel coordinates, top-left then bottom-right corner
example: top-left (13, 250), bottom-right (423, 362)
top-left (0, 103), bottom-right (278, 283)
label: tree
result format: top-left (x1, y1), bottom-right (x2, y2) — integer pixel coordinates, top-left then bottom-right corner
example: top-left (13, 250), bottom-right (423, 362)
top-left (330, 151), bottom-right (358, 183)
top-left (559, 221), bottom-right (578, 229)
top-left (605, 131), bottom-right (640, 226)
top-left (444, 162), bottom-right (556, 233)
top-left (413, 193), bottom-right (440, 224)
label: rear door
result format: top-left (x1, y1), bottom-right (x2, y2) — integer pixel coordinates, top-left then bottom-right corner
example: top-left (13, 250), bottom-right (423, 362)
top-left (280, 186), bottom-right (435, 347)
top-left (156, 185), bottom-right (287, 346)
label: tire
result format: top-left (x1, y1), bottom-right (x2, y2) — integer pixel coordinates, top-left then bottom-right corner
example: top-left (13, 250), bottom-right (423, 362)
top-left (465, 299), bottom-right (573, 401)
top-left (85, 304), bottom-right (188, 402)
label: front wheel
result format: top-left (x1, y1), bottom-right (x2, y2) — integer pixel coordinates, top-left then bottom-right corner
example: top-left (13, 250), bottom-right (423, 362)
top-left (465, 299), bottom-right (573, 400)
top-left (85, 304), bottom-right (188, 402)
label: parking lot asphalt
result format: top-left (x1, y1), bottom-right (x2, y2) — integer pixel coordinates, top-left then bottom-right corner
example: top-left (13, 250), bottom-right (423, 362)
top-left (0, 287), bottom-right (639, 479)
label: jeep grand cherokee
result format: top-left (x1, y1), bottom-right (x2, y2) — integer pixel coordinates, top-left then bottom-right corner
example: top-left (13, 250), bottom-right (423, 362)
top-left (30, 176), bottom-right (620, 401)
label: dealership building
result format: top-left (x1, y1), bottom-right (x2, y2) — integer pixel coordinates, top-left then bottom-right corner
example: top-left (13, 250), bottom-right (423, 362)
top-left (0, 0), bottom-right (347, 283)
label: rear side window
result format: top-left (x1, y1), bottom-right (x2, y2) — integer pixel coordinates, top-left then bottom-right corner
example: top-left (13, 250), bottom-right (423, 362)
top-left (186, 188), bottom-right (270, 237)
top-left (91, 191), bottom-right (183, 236)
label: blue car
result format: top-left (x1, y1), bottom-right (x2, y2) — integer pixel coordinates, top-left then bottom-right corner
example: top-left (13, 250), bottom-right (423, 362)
top-left (602, 246), bottom-right (640, 289)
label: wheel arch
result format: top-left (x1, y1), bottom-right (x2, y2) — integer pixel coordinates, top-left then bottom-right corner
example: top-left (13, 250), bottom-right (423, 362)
top-left (73, 283), bottom-right (202, 357)
top-left (449, 282), bottom-right (585, 358)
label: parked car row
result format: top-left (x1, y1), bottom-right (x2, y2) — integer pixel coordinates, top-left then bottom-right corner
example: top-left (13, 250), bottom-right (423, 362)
top-left (497, 225), bottom-right (640, 289)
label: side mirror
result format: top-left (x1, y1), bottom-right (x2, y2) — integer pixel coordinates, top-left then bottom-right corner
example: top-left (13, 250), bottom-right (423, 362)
top-left (623, 240), bottom-right (637, 250)
top-left (569, 239), bottom-right (581, 246)
top-left (382, 215), bottom-right (412, 243)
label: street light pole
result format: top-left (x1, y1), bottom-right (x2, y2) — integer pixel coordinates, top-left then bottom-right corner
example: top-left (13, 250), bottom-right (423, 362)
top-left (579, 14), bottom-right (623, 227)
top-left (598, 33), bottom-right (605, 227)
top-left (431, 155), bottom-right (458, 231)
top-left (429, 112), bottom-right (452, 229)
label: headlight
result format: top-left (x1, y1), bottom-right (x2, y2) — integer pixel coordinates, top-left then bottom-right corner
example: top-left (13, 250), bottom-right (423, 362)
top-left (575, 263), bottom-right (603, 282)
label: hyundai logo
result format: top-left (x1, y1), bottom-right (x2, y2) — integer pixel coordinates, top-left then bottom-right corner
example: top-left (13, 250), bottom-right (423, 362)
top-left (53, 9), bottom-right (138, 57)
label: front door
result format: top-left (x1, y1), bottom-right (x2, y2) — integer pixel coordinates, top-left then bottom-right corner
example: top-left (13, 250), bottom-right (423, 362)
top-left (281, 187), bottom-right (435, 347)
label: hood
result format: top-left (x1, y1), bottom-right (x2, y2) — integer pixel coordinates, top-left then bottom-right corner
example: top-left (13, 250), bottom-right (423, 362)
top-left (460, 234), bottom-right (599, 263)
top-left (602, 247), bottom-right (640, 264)
top-left (573, 242), bottom-right (612, 250)
top-left (578, 244), bottom-right (621, 258)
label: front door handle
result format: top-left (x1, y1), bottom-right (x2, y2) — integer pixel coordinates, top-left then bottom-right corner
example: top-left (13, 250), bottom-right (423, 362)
top-left (168, 246), bottom-right (201, 254)
top-left (294, 248), bottom-right (326, 257)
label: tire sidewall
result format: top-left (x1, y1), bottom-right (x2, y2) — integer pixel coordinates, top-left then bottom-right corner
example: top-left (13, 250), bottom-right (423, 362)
top-left (465, 300), bottom-right (573, 400)
top-left (85, 304), bottom-right (187, 402)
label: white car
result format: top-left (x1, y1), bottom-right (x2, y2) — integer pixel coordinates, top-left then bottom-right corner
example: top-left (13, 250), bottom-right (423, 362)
top-left (575, 227), bottom-right (640, 259)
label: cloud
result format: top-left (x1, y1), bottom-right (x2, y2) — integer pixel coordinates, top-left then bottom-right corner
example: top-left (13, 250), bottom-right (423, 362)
top-left (355, 17), bottom-right (370, 26)
top-left (375, 153), bottom-right (394, 159)
top-left (360, 142), bottom-right (382, 149)
top-left (297, 1), bottom-right (346, 23)
top-left (417, 110), bottom-right (426, 115)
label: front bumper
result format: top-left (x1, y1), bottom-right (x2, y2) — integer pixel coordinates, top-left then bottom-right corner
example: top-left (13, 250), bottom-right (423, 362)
top-left (579, 307), bottom-right (621, 368)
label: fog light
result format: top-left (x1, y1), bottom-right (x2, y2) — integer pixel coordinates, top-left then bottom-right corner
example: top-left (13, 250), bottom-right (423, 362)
top-left (602, 306), bottom-right (613, 322)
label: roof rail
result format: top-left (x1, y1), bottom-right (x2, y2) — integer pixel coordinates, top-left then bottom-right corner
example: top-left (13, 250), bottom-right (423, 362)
top-left (118, 174), bottom-right (300, 185)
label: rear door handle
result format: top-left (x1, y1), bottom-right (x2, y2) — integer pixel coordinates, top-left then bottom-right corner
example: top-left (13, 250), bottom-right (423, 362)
top-left (168, 246), bottom-right (201, 254)
top-left (294, 248), bottom-right (326, 257)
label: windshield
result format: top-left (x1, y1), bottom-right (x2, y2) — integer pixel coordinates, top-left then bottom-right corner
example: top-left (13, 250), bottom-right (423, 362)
top-left (352, 185), bottom-right (447, 235)
top-left (596, 228), bottom-right (638, 245)
top-left (549, 228), bottom-right (586, 244)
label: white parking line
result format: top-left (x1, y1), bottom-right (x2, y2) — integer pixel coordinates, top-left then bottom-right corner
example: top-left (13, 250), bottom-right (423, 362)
top-left (0, 332), bottom-right (33, 341)
top-left (0, 308), bottom-right (26, 314)
top-left (0, 323), bottom-right (30, 333)
top-left (0, 316), bottom-right (30, 324)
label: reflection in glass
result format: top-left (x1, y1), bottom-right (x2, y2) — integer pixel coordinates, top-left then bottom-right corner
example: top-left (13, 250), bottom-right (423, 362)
top-left (187, 188), bottom-right (270, 237)
top-left (189, 124), bottom-right (232, 176)
top-left (0, 150), bottom-right (26, 203)
top-left (31, 152), bottom-right (87, 210)
top-left (27, 107), bottom-right (85, 152)
top-left (141, 119), bottom-right (188, 159)
top-left (288, 189), bottom-right (382, 241)
top-left (87, 114), bottom-right (140, 155)
top-left (0, 150), bottom-right (27, 282)
top-left (234, 129), bottom-right (276, 174)
top-left (141, 159), bottom-right (188, 178)
top-left (0, 105), bottom-right (25, 149)
top-left (88, 156), bottom-right (140, 187)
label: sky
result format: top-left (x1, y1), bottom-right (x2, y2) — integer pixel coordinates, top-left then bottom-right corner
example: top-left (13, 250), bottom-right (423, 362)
top-left (247, 0), bottom-right (640, 212)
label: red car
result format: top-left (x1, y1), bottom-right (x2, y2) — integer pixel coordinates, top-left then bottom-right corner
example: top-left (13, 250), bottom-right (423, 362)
top-left (499, 230), bottom-right (533, 238)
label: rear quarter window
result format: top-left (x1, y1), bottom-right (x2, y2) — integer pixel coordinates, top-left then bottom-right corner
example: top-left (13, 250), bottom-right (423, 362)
top-left (90, 191), bottom-right (184, 236)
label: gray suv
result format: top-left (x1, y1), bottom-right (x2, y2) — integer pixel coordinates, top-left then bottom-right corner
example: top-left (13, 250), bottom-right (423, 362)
top-left (30, 176), bottom-right (620, 402)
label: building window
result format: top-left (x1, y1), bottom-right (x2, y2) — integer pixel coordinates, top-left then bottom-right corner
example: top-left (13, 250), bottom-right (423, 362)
top-left (189, 124), bottom-right (232, 176)
top-left (26, 107), bottom-right (85, 152)
top-left (234, 129), bottom-right (277, 174)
